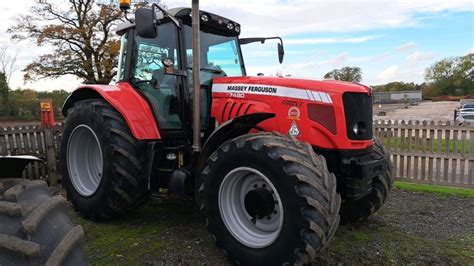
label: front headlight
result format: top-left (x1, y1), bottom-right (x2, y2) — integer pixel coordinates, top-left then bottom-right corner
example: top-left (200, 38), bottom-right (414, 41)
top-left (352, 121), bottom-right (366, 136)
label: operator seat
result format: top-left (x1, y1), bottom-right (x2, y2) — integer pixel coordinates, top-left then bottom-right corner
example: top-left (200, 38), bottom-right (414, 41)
top-left (141, 68), bottom-right (182, 129)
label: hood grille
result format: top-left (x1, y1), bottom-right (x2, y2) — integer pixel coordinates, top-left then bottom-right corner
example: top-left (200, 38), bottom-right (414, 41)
top-left (343, 92), bottom-right (373, 140)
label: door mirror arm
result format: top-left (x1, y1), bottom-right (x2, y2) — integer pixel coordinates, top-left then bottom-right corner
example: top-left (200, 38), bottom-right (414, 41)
top-left (239, 37), bottom-right (285, 64)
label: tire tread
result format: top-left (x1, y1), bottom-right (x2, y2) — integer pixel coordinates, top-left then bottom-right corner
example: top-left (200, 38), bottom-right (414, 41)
top-left (0, 179), bottom-right (86, 264)
top-left (61, 99), bottom-right (149, 219)
top-left (199, 132), bottom-right (341, 264)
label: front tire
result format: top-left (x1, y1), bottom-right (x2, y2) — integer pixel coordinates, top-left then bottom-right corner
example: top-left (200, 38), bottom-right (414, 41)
top-left (60, 99), bottom-right (149, 219)
top-left (199, 132), bottom-right (341, 265)
top-left (340, 137), bottom-right (394, 223)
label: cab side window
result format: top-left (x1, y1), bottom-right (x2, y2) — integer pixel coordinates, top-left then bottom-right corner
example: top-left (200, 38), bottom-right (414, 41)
top-left (132, 23), bottom-right (181, 130)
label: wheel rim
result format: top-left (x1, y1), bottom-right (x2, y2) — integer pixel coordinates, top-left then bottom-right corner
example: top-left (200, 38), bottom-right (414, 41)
top-left (67, 125), bottom-right (103, 197)
top-left (218, 167), bottom-right (284, 248)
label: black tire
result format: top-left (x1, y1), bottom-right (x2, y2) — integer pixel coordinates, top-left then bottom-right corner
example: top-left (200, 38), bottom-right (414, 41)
top-left (199, 132), bottom-right (341, 265)
top-left (0, 178), bottom-right (87, 265)
top-left (340, 137), bottom-right (394, 223)
top-left (60, 99), bottom-right (149, 219)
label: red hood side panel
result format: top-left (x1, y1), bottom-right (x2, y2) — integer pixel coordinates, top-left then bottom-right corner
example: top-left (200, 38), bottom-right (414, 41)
top-left (213, 76), bottom-right (370, 94)
top-left (73, 82), bottom-right (160, 140)
top-left (211, 76), bottom-right (372, 150)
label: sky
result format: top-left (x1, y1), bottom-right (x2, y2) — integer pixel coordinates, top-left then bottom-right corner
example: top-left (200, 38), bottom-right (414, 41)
top-left (0, 0), bottom-right (473, 92)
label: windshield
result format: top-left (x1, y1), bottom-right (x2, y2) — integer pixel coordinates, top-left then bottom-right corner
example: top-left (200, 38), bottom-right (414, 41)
top-left (184, 25), bottom-right (244, 86)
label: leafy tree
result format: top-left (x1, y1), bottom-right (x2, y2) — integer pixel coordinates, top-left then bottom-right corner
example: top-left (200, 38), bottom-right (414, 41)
top-left (9, 0), bottom-right (123, 84)
top-left (323, 66), bottom-right (362, 82)
top-left (0, 72), bottom-right (9, 116)
top-left (419, 82), bottom-right (437, 98)
top-left (0, 87), bottom-right (70, 120)
top-left (425, 53), bottom-right (473, 96)
top-left (372, 82), bottom-right (417, 92)
top-left (7, 89), bottom-right (39, 120)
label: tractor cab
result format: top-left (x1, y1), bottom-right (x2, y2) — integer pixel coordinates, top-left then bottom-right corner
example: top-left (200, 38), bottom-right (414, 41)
top-left (115, 8), bottom-right (249, 139)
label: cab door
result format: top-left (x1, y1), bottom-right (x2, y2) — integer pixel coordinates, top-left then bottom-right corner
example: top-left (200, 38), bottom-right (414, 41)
top-left (129, 23), bottom-right (186, 138)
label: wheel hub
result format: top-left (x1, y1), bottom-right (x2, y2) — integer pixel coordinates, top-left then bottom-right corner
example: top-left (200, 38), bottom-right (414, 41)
top-left (218, 167), bottom-right (284, 248)
top-left (244, 187), bottom-right (275, 219)
top-left (66, 124), bottom-right (103, 197)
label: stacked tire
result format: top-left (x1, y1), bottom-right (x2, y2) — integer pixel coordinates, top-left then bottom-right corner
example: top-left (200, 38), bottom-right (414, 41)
top-left (0, 179), bottom-right (87, 265)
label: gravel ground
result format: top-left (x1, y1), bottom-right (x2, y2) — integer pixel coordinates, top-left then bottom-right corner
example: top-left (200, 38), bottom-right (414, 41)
top-left (316, 189), bottom-right (474, 265)
top-left (374, 101), bottom-right (459, 122)
top-left (382, 189), bottom-right (473, 240)
top-left (71, 187), bottom-right (474, 265)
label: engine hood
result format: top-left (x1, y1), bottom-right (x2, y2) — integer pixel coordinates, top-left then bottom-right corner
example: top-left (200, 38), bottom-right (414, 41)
top-left (212, 76), bottom-right (370, 95)
top-left (210, 76), bottom-right (374, 150)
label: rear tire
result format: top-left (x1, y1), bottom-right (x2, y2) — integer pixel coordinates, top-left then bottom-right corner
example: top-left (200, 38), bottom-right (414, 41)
top-left (0, 179), bottom-right (87, 265)
top-left (199, 132), bottom-right (341, 265)
top-left (340, 137), bottom-right (393, 223)
top-left (60, 99), bottom-right (149, 219)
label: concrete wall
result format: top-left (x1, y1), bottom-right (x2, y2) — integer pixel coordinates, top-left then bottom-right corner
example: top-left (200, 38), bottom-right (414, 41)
top-left (374, 90), bottom-right (423, 103)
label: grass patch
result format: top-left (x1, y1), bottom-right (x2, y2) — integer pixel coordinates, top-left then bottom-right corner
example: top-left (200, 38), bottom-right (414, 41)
top-left (319, 221), bottom-right (474, 265)
top-left (70, 196), bottom-right (227, 265)
top-left (71, 189), bottom-right (473, 264)
top-left (440, 235), bottom-right (474, 262)
top-left (395, 181), bottom-right (474, 198)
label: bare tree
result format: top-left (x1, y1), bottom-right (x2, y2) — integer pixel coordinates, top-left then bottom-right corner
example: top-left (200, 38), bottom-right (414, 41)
top-left (0, 45), bottom-right (20, 85)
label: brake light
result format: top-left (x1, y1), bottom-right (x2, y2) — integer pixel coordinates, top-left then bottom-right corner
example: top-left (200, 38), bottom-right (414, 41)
top-left (307, 103), bottom-right (337, 134)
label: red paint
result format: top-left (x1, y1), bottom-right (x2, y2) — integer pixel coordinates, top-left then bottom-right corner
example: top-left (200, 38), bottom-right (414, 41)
top-left (73, 82), bottom-right (160, 140)
top-left (40, 99), bottom-right (55, 128)
top-left (69, 76), bottom-right (373, 150)
top-left (212, 76), bottom-right (373, 150)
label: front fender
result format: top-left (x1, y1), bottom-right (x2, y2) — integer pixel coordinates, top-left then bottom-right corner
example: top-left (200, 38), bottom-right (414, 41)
top-left (195, 112), bottom-right (275, 181)
top-left (62, 82), bottom-right (161, 140)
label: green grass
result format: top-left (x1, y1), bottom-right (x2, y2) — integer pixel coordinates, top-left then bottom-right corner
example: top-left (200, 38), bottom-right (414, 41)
top-left (395, 181), bottom-right (474, 198)
top-left (383, 137), bottom-right (471, 154)
top-left (321, 222), bottom-right (474, 265)
top-left (71, 186), bottom-right (474, 265)
top-left (71, 197), bottom-right (227, 265)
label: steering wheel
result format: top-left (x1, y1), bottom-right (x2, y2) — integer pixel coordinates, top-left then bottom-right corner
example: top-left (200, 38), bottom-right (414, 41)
top-left (187, 67), bottom-right (227, 76)
top-left (133, 79), bottom-right (153, 85)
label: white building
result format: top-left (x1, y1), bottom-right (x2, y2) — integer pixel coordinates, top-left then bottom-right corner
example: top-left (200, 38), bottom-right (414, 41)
top-left (373, 90), bottom-right (423, 104)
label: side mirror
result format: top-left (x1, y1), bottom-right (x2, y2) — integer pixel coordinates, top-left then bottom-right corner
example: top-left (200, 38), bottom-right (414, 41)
top-left (278, 43), bottom-right (284, 64)
top-left (135, 8), bottom-right (157, 38)
top-left (240, 37), bottom-right (285, 64)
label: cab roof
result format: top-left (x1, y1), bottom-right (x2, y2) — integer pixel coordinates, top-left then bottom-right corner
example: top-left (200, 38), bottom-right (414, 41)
top-left (116, 7), bottom-right (240, 36)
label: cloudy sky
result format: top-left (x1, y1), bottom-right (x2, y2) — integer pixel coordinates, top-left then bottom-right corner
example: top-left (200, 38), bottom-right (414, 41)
top-left (0, 0), bottom-right (473, 91)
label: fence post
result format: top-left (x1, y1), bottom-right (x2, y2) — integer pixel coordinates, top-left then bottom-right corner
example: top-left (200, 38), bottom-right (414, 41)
top-left (44, 127), bottom-right (59, 185)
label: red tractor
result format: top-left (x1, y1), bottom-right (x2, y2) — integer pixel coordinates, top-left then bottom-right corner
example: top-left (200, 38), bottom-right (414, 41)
top-left (60, 3), bottom-right (392, 265)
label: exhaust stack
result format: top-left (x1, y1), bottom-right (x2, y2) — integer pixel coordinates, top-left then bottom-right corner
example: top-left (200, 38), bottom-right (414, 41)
top-left (192, 0), bottom-right (201, 152)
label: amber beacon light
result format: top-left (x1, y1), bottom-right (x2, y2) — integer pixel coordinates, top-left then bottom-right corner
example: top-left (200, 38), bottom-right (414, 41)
top-left (119, 0), bottom-right (131, 11)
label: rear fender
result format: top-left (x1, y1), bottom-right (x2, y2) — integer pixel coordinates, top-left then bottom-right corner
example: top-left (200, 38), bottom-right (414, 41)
top-left (62, 82), bottom-right (161, 140)
top-left (195, 112), bottom-right (275, 191)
